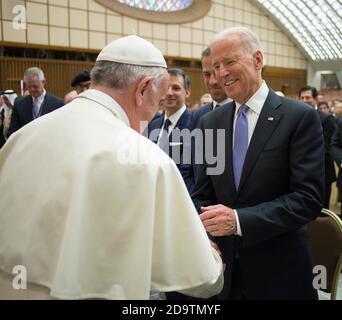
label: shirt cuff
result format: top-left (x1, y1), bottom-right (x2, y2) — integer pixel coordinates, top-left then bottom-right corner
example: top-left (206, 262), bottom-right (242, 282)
top-left (234, 209), bottom-right (242, 236)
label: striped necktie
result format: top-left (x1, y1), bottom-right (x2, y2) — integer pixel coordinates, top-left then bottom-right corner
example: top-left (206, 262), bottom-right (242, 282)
top-left (32, 98), bottom-right (40, 119)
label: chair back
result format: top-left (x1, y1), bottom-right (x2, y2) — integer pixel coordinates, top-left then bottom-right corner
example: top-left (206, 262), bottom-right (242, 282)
top-left (307, 209), bottom-right (342, 300)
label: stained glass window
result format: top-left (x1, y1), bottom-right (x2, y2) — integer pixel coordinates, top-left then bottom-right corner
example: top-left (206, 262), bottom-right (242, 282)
top-left (117, 0), bottom-right (193, 12)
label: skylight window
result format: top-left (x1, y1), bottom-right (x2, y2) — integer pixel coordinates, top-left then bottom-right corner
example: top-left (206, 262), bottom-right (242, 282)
top-left (257, 0), bottom-right (342, 61)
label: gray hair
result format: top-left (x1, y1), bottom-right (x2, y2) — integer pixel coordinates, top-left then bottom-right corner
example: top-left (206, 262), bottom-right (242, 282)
top-left (24, 67), bottom-right (45, 81)
top-left (90, 61), bottom-right (167, 94)
top-left (212, 27), bottom-right (262, 55)
top-left (201, 47), bottom-right (211, 59)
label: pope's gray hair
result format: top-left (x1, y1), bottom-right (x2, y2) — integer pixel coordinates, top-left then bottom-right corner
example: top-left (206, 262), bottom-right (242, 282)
top-left (90, 61), bottom-right (167, 94)
top-left (24, 67), bottom-right (45, 81)
top-left (212, 27), bottom-right (262, 55)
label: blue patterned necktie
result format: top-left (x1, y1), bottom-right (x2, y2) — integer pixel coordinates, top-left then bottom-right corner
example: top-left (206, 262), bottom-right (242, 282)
top-left (233, 104), bottom-right (249, 189)
top-left (159, 118), bottom-right (172, 154)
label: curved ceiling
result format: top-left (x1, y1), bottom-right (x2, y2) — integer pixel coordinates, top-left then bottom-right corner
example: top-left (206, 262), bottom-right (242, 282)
top-left (253, 0), bottom-right (342, 70)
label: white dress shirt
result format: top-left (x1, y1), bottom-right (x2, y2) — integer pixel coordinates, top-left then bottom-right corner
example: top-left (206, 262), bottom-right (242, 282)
top-left (157, 105), bottom-right (186, 145)
top-left (213, 97), bottom-right (232, 109)
top-left (33, 90), bottom-right (46, 116)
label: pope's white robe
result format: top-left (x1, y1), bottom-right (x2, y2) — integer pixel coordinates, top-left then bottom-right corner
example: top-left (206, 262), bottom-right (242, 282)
top-left (0, 89), bottom-right (223, 300)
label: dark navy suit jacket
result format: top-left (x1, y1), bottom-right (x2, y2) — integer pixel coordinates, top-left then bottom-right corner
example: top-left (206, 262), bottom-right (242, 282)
top-left (148, 109), bottom-right (194, 193)
top-left (190, 102), bottom-right (214, 130)
top-left (8, 93), bottom-right (64, 137)
top-left (192, 90), bottom-right (324, 299)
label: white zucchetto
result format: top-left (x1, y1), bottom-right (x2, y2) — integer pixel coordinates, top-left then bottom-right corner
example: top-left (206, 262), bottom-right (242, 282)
top-left (96, 35), bottom-right (167, 68)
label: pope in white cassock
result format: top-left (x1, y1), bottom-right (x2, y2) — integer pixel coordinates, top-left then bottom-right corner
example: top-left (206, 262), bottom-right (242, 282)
top-left (0, 35), bottom-right (223, 299)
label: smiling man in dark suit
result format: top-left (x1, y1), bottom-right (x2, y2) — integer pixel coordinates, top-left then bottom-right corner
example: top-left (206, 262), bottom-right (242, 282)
top-left (191, 47), bottom-right (232, 183)
top-left (8, 67), bottom-right (64, 137)
top-left (191, 47), bottom-right (231, 129)
top-left (192, 27), bottom-right (324, 300)
top-left (148, 68), bottom-right (194, 193)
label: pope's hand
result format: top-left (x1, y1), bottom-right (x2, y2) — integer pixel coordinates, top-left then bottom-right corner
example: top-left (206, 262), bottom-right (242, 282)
top-left (209, 240), bottom-right (226, 272)
top-left (209, 240), bottom-right (222, 256)
top-left (200, 204), bottom-right (237, 236)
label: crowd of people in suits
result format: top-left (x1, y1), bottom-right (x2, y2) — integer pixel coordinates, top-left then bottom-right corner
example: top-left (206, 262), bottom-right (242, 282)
top-left (1, 26), bottom-right (342, 300)
top-left (0, 68), bottom-right (91, 149)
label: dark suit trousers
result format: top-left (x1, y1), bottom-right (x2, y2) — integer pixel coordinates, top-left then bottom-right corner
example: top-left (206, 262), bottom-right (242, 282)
top-left (227, 259), bottom-right (246, 300)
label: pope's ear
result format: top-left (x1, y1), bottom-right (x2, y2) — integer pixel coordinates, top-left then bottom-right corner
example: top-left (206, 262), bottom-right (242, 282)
top-left (135, 76), bottom-right (153, 106)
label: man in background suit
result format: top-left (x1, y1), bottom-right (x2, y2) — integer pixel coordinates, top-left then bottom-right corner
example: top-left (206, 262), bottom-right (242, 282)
top-left (330, 99), bottom-right (342, 215)
top-left (148, 68), bottom-right (194, 194)
top-left (8, 67), bottom-right (64, 137)
top-left (191, 47), bottom-right (232, 183)
top-left (192, 27), bottom-right (324, 299)
top-left (299, 85), bottom-right (336, 209)
top-left (191, 47), bottom-right (231, 129)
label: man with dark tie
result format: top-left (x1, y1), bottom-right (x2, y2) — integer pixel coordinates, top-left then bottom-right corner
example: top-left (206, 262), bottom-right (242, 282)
top-left (148, 68), bottom-right (194, 193)
top-left (192, 27), bottom-right (324, 300)
top-left (7, 67), bottom-right (64, 137)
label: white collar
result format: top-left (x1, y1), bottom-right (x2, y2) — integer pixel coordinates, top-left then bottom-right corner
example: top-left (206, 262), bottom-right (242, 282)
top-left (34, 89), bottom-right (46, 103)
top-left (165, 105), bottom-right (186, 126)
top-left (235, 81), bottom-right (269, 115)
top-left (77, 89), bottom-right (131, 128)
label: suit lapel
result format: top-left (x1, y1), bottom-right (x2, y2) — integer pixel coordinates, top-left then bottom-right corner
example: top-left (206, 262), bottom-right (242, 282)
top-left (168, 109), bottom-right (190, 160)
top-left (237, 90), bottom-right (283, 194)
top-left (39, 94), bottom-right (49, 116)
top-left (148, 116), bottom-right (164, 144)
top-left (171, 109), bottom-right (189, 134)
top-left (215, 102), bottom-right (237, 197)
top-left (26, 96), bottom-right (34, 121)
